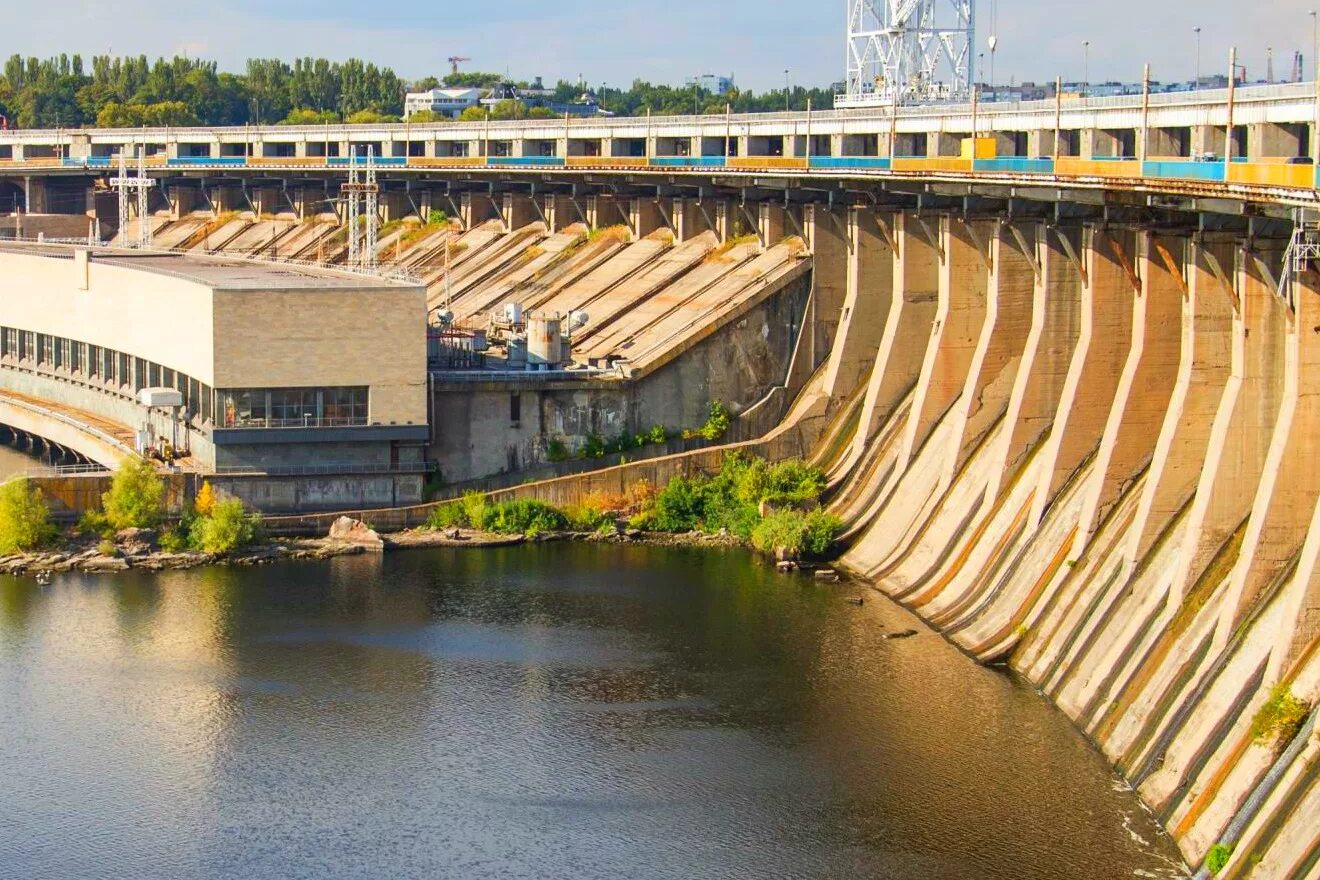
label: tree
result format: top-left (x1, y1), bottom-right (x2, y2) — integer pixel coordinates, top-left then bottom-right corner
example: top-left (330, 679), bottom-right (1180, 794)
top-left (488, 99), bottom-right (527, 121)
top-left (101, 457), bottom-right (165, 530)
top-left (406, 109), bottom-right (447, 124)
top-left (528, 106), bottom-right (558, 119)
top-left (345, 109), bottom-right (397, 124)
top-left (191, 496), bottom-right (259, 554)
top-left (0, 478), bottom-right (55, 554)
top-left (457, 105), bottom-right (488, 123)
top-left (281, 107), bottom-right (338, 125)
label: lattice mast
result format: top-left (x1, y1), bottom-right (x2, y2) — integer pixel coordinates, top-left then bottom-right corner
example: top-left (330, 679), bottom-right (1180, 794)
top-left (842, 0), bottom-right (975, 107)
top-left (340, 147), bottom-right (379, 271)
top-left (110, 144), bottom-right (156, 247)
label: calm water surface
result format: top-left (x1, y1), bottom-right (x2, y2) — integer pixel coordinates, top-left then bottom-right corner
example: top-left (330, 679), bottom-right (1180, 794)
top-left (0, 544), bottom-right (1187, 879)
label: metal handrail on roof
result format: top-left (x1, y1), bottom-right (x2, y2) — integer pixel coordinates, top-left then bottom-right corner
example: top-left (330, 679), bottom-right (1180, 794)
top-left (1, 236), bottom-right (425, 287)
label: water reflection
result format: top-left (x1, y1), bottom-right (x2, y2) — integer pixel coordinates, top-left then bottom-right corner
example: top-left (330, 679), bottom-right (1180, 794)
top-left (0, 544), bottom-right (1187, 880)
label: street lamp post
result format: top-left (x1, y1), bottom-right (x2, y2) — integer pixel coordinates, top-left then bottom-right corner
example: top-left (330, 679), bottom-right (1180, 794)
top-left (1083, 41), bottom-right (1090, 98)
top-left (784, 69), bottom-right (791, 112)
top-left (1194, 27), bottom-right (1202, 89)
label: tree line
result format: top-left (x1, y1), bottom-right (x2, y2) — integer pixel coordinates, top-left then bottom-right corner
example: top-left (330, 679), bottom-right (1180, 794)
top-left (0, 54), bottom-right (837, 129)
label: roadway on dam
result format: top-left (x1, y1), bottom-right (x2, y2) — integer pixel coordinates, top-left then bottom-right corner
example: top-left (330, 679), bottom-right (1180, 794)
top-left (0, 543), bottom-right (1185, 879)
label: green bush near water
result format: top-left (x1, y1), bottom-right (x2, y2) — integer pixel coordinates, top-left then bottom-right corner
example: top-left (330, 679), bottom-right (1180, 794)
top-left (751, 508), bottom-right (843, 558)
top-left (0, 478), bottom-right (56, 554)
top-left (1250, 683), bottom-right (1310, 748)
top-left (100, 457), bottom-right (166, 531)
top-left (1204, 842), bottom-right (1234, 875)
top-left (426, 492), bottom-right (565, 536)
top-left (190, 497), bottom-right (261, 554)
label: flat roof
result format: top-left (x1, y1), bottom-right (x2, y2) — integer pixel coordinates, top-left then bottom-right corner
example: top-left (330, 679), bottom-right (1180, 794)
top-left (0, 241), bottom-right (421, 292)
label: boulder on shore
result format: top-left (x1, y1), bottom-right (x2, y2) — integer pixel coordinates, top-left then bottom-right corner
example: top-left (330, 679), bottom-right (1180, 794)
top-left (327, 517), bottom-right (385, 551)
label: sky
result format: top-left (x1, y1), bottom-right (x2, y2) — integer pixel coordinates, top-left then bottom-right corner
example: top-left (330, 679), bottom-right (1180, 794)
top-left (7, 0), bottom-right (1317, 92)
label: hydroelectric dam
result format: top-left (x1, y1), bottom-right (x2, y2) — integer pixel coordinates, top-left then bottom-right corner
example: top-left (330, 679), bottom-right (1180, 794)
top-left (2, 81), bottom-right (1320, 877)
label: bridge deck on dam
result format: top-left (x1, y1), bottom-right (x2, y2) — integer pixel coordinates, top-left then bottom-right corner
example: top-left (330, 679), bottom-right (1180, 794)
top-left (0, 388), bottom-right (138, 468)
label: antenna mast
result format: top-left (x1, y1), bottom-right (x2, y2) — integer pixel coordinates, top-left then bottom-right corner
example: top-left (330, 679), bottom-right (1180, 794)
top-left (840, 0), bottom-right (975, 107)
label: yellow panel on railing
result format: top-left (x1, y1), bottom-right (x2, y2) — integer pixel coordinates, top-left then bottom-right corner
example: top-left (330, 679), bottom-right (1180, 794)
top-left (1227, 163), bottom-right (1314, 188)
top-left (1055, 158), bottom-right (1142, 178)
top-left (247, 156), bottom-right (328, 167)
top-left (891, 157), bottom-right (973, 172)
top-left (961, 137), bottom-right (996, 159)
top-left (566, 156), bottom-right (649, 168)
top-left (7, 158), bottom-right (62, 168)
top-left (725, 156), bottom-right (809, 171)
top-left (407, 157), bottom-right (487, 167)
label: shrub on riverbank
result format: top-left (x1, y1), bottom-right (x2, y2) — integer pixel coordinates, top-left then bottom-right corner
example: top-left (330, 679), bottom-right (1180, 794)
top-left (101, 457), bottom-right (165, 530)
top-left (426, 492), bottom-right (565, 536)
top-left (631, 453), bottom-right (841, 557)
top-left (423, 455), bottom-right (840, 556)
top-left (0, 478), bottom-right (56, 554)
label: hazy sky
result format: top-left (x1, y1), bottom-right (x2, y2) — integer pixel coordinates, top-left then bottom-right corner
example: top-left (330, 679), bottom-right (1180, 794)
top-left (9, 0), bottom-right (1316, 91)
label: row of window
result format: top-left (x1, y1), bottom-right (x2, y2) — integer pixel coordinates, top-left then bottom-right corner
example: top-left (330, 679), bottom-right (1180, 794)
top-left (0, 327), bottom-right (214, 423)
top-left (0, 327), bottom-right (369, 431)
top-left (219, 388), bottom-right (369, 428)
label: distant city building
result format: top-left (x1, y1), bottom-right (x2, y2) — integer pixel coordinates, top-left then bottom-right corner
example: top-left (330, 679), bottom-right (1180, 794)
top-left (686, 74), bottom-right (736, 96)
top-left (404, 88), bottom-right (483, 119)
top-left (480, 80), bottom-right (603, 118)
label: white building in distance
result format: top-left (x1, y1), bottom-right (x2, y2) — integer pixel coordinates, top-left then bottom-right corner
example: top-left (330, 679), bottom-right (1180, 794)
top-left (404, 88), bottom-right (483, 119)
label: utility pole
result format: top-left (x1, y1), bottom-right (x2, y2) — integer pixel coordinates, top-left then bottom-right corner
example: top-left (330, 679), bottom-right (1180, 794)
top-left (341, 147), bottom-right (378, 270)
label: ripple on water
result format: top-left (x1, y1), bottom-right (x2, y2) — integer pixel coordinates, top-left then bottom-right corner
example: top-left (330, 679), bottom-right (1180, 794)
top-left (0, 544), bottom-right (1187, 880)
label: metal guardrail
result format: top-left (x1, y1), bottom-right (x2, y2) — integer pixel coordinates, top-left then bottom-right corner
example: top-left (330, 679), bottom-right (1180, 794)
top-left (212, 461), bottom-right (435, 477)
top-left (3, 237), bottom-right (426, 287)
top-left (0, 82), bottom-right (1311, 144)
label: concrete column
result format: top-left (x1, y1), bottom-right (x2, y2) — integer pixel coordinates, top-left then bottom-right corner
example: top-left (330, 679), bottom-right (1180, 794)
top-left (1076, 232), bottom-right (1185, 547)
top-left (632, 198), bottom-right (665, 239)
top-left (381, 191), bottom-right (412, 223)
top-left (1029, 228), bottom-right (1138, 523)
top-left (1170, 246), bottom-right (1289, 607)
top-left (1215, 258), bottom-right (1320, 645)
top-left (677, 198), bottom-right (716, 242)
top-left (852, 212), bottom-right (940, 456)
top-left (502, 194), bottom-right (540, 231)
top-left (758, 202), bottom-right (786, 247)
top-left (1128, 239), bottom-right (1235, 567)
top-left (985, 227), bottom-right (1084, 502)
top-left (714, 201), bottom-right (732, 242)
top-left (803, 204), bottom-right (851, 383)
top-left (587, 195), bottom-right (629, 231)
top-left (549, 194), bottom-right (585, 232)
top-left (22, 177), bottom-right (48, 213)
top-left (900, 216), bottom-right (992, 469)
top-left (167, 186), bottom-right (197, 220)
top-left (819, 206), bottom-right (894, 405)
top-left (943, 221), bottom-right (1037, 482)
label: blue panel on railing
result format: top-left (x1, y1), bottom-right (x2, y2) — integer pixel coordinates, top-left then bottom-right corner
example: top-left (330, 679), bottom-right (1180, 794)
top-left (85, 156), bottom-right (112, 167)
top-left (326, 156), bottom-right (409, 166)
top-left (808, 156), bottom-right (892, 170)
top-left (1142, 160), bottom-right (1226, 181)
top-left (973, 157), bottom-right (1054, 174)
top-left (649, 155), bottom-right (728, 167)
top-left (167, 156), bottom-right (248, 166)
top-left (486, 156), bottom-right (565, 166)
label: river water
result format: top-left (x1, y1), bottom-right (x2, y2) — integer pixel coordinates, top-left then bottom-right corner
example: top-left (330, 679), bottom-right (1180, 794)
top-left (0, 544), bottom-right (1187, 880)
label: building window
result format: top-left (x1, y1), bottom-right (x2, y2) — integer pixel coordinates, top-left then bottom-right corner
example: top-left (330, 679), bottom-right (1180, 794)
top-left (2, 328), bottom-right (16, 359)
top-left (218, 387), bottom-right (368, 429)
top-left (87, 345), bottom-right (101, 378)
top-left (69, 342), bottom-right (83, 374)
top-left (120, 353), bottom-right (132, 388)
top-left (22, 331), bottom-right (35, 362)
top-left (509, 392), bottom-right (521, 424)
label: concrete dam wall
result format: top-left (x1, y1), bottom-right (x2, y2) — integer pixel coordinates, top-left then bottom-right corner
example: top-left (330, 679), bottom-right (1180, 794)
top-left (812, 211), bottom-right (1320, 878)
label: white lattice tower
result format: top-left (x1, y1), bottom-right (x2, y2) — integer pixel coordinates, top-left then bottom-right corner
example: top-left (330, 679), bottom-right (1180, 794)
top-left (841, 0), bottom-right (975, 107)
top-left (109, 145), bottom-right (156, 247)
top-left (343, 158), bottom-right (360, 268)
top-left (363, 147), bottom-right (379, 271)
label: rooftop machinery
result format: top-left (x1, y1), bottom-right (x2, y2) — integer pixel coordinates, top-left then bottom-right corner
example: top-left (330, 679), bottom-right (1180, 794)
top-left (840, 0), bottom-right (975, 107)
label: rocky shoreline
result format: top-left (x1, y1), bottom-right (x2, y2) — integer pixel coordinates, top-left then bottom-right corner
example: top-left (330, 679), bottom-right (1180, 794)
top-left (0, 517), bottom-right (839, 579)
